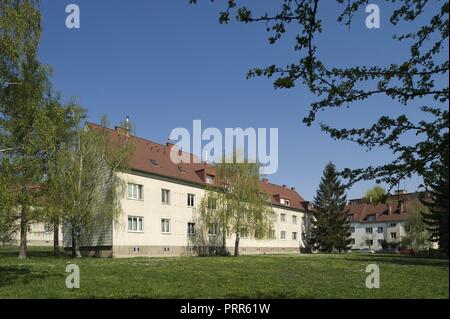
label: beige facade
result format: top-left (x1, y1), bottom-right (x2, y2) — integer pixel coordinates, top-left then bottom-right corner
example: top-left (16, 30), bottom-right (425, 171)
top-left (65, 170), bottom-right (307, 258)
top-left (8, 222), bottom-right (63, 246)
top-left (110, 171), bottom-right (306, 257)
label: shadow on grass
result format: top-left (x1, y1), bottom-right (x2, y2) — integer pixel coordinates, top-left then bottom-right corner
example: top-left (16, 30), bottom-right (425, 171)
top-left (0, 266), bottom-right (65, 288)
top-left (346, 254), bottom-right (449, 268)
top-left (0, 246), bottom-right (67, 259)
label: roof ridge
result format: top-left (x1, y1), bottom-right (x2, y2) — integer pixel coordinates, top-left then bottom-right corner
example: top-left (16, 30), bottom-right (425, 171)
top-left (86, 121), bottom-right (170, 150)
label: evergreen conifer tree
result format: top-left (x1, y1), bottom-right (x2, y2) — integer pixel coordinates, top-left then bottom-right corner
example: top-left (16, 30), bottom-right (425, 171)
top-left (311, 162), bottom-right (351, 252)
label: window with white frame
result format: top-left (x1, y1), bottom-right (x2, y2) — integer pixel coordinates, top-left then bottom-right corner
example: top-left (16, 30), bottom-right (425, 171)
top-left (161, 189), bottom-right (170, 204)
top-left (377, 227), bottom-right (384, 233)
top-left (366, 239), bottom-right (373, 246)
top-left (350, 226), bottom-right (355, 233)
top-left (390, 223), bottom-right (397, 227)
top-left (187, 222), bottom-right (196, 236)
top-left (128, 216), bottom-right (143, 232)
top-left (280, 231), bottom-right (286, 240)
top-left (365, 227), bottom-right (373, 234)
top-left (187, 193), bottom-right (195, 207)
top-left (351, 238), bottom-right (356, 245)
top-left (127, 183), bottom-right (143, 200)
top-left (292, 232), bottom-right (298, 240)
top-left (280, 213), bottom-right (286, 223)
top-left (378, 239), bottom-right (384, 245)
top-left (208, 197), bottom-right (217, 210)
top-left (206, 174), bottom-right (215, 184)
top-left (240, 229), bottom-right (249, 239)
top-left (161, 219), bottom-right (171, 234)
top-left (208, 223), bottom-right (219, 236)
top-left (390, 232), bottom-right (397, 239)
top-left (292, 215), bottom-right (297, 224)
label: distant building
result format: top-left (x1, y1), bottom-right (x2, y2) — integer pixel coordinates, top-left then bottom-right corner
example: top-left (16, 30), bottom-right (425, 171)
top-left (346, 191), bottom-right (424, 250)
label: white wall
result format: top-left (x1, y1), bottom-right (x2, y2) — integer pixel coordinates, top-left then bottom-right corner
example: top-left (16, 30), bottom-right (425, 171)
top-left (350, 221), bottom-right (408, 249)
top-left (114, 172), bottom-right (305, 250)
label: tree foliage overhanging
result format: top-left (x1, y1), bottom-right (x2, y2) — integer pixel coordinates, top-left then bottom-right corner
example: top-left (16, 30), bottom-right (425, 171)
top-left (190, 0), bottom-right (449, 190)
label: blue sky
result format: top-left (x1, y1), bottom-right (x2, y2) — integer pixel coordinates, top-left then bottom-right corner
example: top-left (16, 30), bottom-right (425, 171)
top-left (38, 0), bottom-right (444, 200)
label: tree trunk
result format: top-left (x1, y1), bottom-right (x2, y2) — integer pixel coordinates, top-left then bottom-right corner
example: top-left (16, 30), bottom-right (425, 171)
top-left (18, 206), bottom-right (27, 259)
top-left (221, 222), bottom-right (227, 256)
top-left (71, 227), bottom-right (82, 258)
top-left (234, 234), bottom-right (240, 256)
top-left (53, 222), bottom-right (60, 256)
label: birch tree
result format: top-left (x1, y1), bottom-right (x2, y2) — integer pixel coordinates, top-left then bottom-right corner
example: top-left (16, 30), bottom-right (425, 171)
top-left (198, 155), bottom-right (275, 256)
top-left (47, 110), bottom-right (133, 257)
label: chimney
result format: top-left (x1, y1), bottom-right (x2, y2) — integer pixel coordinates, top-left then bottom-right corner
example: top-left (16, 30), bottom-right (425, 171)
top-left (291, 187), bottom-right (295, 191)
top-left (282, 185), bottom-right (287, 188)
top-left (389, 205), bottom-right (392, 215)
top-left (125, 115), bottom-right (130, 130)
top-left (400, 202), bottom-right (404, 213)
top-left (262, 178), bottom-right (269, 184)
top-left (116, 115), bottom-right (131, 136)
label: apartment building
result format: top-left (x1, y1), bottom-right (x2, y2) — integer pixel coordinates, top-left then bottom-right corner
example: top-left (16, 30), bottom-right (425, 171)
top-left (63, 123), bottom-right (311, 257)
top-left (7, 223), bottom-right (63, 247)
top-left (346, 191), bottom-right (423, 250)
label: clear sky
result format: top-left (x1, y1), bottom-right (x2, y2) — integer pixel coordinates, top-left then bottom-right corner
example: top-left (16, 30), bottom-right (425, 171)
top-left (37, 0), bottom-right (443, 201)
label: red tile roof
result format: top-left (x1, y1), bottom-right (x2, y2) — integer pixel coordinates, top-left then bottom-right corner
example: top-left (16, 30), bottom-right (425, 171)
top-left (87, 122), bottom-right (307, 211)
top-left (346, 192), bottom-right (423, 223)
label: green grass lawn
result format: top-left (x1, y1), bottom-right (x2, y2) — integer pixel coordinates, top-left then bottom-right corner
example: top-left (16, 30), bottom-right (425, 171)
top-left (0, 246), bottom-right (448, 299)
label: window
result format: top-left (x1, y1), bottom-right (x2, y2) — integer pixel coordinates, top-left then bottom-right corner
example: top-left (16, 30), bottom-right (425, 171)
top-left (206, 174), bottom-right (215, 184)
top-left (377, 227), bottom-right (384, 233)
top-left (208, 223), bottom-right (219, 236)
top-left (292, 215), bottom-right (297, 224)
top-left (208, 197), bottom-right (217, 210)
top-left (378, 239), bottom-right (384, 246)
top-left (187, 194), bottom-right (195, 207)
top-left (285, 199), bottom-right (290, 206)
top-left (367, 215), bottom-right (376, 222)
top-left (161, 219), bottom-right (171, 234)
top-left (161, 189), bottom-right (170, 204)
top-left (366, 239), bottom-right (373, 246)
top-left (390, 232), bottom-right (397, 239)
top-left (390, 223), bottom-right (397, 227)
top-left (187, 223), bottom-right (196, 236)
top-left (178, 166), bottom-right (186, 173)
top-left (350, 226), bottom-right (355, 233)
top-left (280, 213), bottom-right (286, 223)
top-left (280, 231), bottom-right (286, 240)
top-left (292, 232), bottom-right (298, 240)
top-left (240, 229), bottom-right (249, 239)
top-left (128, 216), bottom-right (143, 232)
top-left (127, 183), bottom-right (143, 200)
top-left (351, 238), bottom-right (356, 245)
top-left (365, 227), bottom-right (373, 234)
